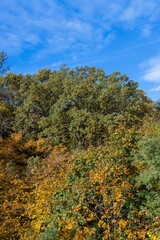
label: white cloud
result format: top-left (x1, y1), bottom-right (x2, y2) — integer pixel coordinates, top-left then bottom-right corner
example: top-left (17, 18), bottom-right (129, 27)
top-left (142, 55), bottom-right (160, 82)
top-left (120, 0), bottom-right (156, 24)
top-left (150, 85), bottom-right (160, 91)
top-left (0, 0), bottom-right (160, 60)
top-left (140, 24), bottom-right (152, 37)
top-left (104, 33), bottom-right (115, 45)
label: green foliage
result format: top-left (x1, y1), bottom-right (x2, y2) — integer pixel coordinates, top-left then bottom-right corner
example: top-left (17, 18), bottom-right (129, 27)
top-left (155, 100), bottom-right (160, 111)
top-left (0, 63), bottom-right (158, 239)
top-left (0, 72), bottom-right (24, 106)
top-left (1, 65), bottom-right (152, 147)
top-left (40, 141), bottom-right (153, 240)
top-left (0, 100), bottom-right (14, 138)
top-left (43, 67), bottom-right (151, 148)
top-left (134, 136), bottom-right (160, 218)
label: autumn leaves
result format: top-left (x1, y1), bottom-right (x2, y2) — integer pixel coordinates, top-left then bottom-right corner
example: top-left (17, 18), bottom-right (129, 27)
top-left (0, 66), bottom-right (159, 239)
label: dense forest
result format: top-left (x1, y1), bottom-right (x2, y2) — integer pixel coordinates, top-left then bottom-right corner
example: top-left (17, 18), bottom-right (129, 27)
top-left (0, 51), bottom-right (160, 239)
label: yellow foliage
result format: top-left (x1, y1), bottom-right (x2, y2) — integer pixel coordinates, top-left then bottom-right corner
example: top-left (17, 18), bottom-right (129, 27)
top-left (0, 133), bottom-right (54, 239)
top-left (25, 146), bottom-right (69, 239)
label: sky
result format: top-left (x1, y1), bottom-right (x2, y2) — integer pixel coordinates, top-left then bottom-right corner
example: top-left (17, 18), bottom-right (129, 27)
top-left (0, 0), bottom-right (160, 101)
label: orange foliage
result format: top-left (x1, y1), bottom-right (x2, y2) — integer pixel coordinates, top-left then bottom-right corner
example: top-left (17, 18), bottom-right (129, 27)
top-left (0, 158), bottom-right (31, 239)
top-left (0, 133), bottom-right (53, 239)
top-left (24, 146), bottom-right (69, 239)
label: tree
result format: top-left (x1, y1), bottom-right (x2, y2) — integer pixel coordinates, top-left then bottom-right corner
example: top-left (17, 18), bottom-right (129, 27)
top-left (155, 99), bottom-right (160, 112)
top-left (10, 66), bottom-right (152, 148)
top-left (40, 141), bottom-right (152, 239)
top-left (41, 66), bottom-right (152, 148)
top-left (0, 52), bottom-right (14, 138)
top-left (0, 100), bottom-right (14, 138)
top-left (133, 115), bottom-right (160, 219)
top-left (134, 136), bottom-right (160, 218)
top-left (0, 133), bottom-right (53, 239)
top-left (0, 51), bottom-right (10, 75)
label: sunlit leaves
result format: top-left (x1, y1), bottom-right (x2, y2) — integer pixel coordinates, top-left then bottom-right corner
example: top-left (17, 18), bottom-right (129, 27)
top-left (0, 134), bottom-right (53, 239)
top-left (40, 142), bottom-right (152, 239)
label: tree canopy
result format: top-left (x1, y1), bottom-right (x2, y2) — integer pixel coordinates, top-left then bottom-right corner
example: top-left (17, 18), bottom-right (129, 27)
top-left (0, 63), bottom-right (159, 239)
top-left (0, 66), bottom-right (152, 148)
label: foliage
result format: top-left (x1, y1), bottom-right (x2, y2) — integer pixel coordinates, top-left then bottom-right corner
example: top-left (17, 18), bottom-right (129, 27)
top-left (1, 66), bottom-right (152, 147)
top-left (134, 137), bottom-right (160, 235)
top-left (0, 100), bottom-right (14, 138)
top-left (0, 134), bottom-right (53, 239)
top-left (0, 63), bottom-right (159, 239)
top-left (0, 51), bottom-right (10, 75)
top-left (0, 159), bottom-right (31, 239)
top-left (24, 146), bottom-right (69, 240)
top-left (38, 67), bottom-right (151, 148)
top-left (0, 133), bottom-right (52, 172)
top-left (147, 231), bottom-right (160, 240)
top-left (40, 139), bottom-right (154, 240)
top-left (133, 120), bottom-right (160, 219)
top-left (0, 116), bottom-right (159, 239)
top-left (154, 100), bottom-right (160, 112)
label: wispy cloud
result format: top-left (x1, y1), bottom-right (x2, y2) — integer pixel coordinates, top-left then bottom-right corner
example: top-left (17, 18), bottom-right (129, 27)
top-left (140, 24), bottom-right (152, 38)
top-left (0, 0), bottom-right (160, 62)
top-left (150, 85), bottom-right (160, 91)
top-left (141, 55), bottom-right (160, 83)
top-left (120, 0), bottom-right (157, 24)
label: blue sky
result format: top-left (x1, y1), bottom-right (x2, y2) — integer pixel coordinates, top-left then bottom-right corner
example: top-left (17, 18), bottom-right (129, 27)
top-left (0, 0), bottom-right (160, 101)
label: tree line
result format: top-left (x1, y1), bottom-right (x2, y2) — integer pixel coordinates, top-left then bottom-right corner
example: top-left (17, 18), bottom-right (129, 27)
top-left (0, 52), bottom-right (160, 239)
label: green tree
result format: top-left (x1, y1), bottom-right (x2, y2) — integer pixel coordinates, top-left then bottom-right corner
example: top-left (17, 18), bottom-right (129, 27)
top-left (133, 122), bottom-right (160, 219)
top-left (1, 65), bottom-right (152, 148)
top-left (0, 52), bottom-right (14, 138)
top-left (13, 68), bottom-right (61, 139)
top-left (0, 72), bottom-right (23, 138)
top-left (40, 141), bottom-right (152, 240)
top-left (135, 137), bottom-right (160, 218)
top-left (155, 99), bottom-right (160, 111)
top-left (0, 100), bottom-right (14, 138)
top-left (40, 66), bottom-right (152, 148)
